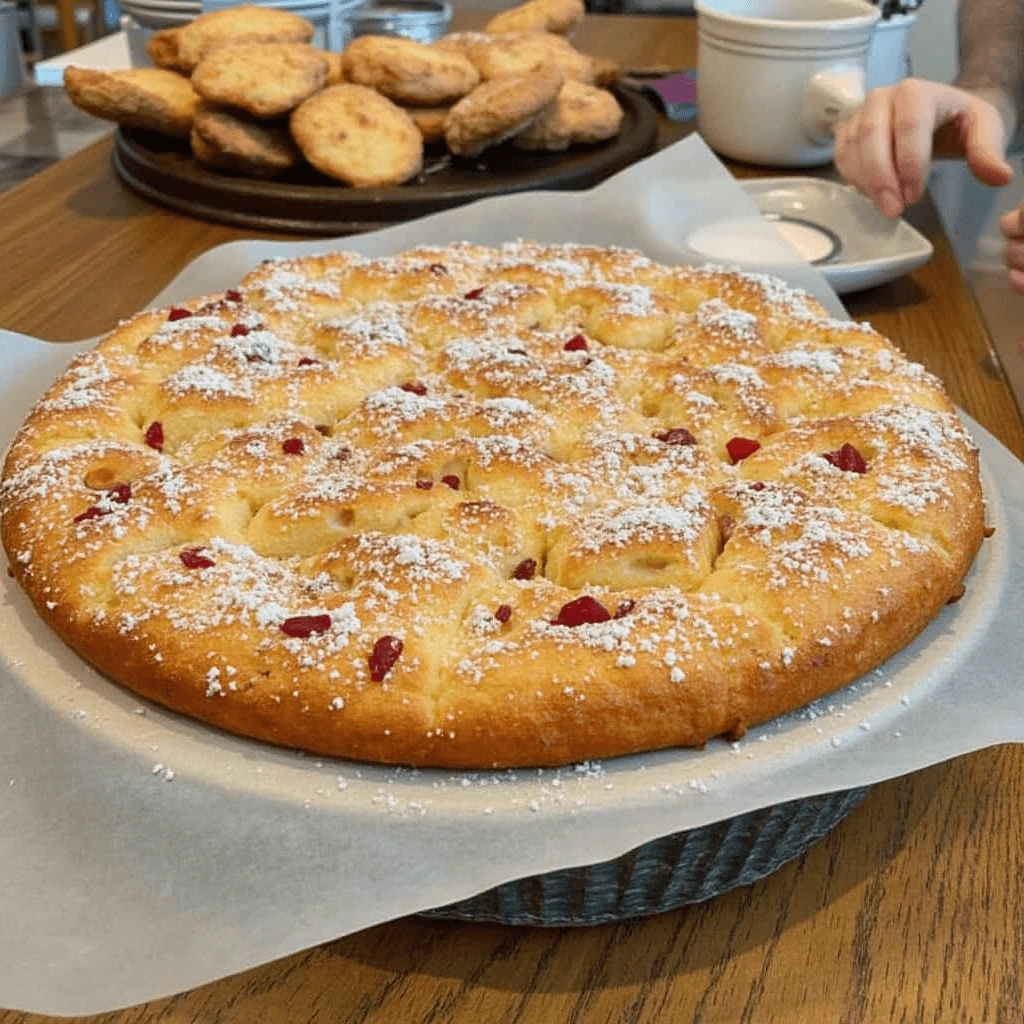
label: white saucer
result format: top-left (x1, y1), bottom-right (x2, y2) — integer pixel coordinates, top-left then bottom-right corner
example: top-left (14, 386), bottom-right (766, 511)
top-left (740, 177), bottom-right (934, 294)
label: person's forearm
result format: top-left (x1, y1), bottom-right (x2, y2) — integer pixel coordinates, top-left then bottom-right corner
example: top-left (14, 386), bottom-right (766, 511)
top-left (957, 0), bottom-right (1024, 136)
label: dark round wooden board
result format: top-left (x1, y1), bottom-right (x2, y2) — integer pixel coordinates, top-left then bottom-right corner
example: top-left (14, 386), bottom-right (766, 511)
top-left (111, 88), bottom-right (659, 236)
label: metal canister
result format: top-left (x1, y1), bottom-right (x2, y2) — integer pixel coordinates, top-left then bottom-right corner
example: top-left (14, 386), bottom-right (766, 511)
top-left (348, 0), bottom-right (452, 43)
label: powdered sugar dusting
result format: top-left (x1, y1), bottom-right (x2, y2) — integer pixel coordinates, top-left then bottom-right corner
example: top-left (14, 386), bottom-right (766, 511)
top-left (0, 242), bottom-right (982, 769)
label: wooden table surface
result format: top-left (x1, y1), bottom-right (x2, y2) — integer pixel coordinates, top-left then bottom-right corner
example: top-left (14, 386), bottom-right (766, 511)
top-left (2, 14), bottom-right (1024, 1024)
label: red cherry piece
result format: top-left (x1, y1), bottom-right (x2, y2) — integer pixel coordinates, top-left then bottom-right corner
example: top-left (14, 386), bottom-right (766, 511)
top-left (369, 635), bottom-right (403, 682)
top-left (108, 482), bottom-right (131, 503)
top-left (225, 289), bottom-right (242, 302)
top-left (73, 505), bottom-right (104, 524)
top-left (415, 479), bottom-right (434, 490)
top-left (726, 437), bottom-right (761, 464)
top-left (551, 595), bottom-right (611, 628)
top-left (654, 428), bottom-right (697, 446)
top-left (298, 357), bottom-right (320, 367)
top-left (751, 481), bottom-right (765, 492)
top-left (441, 474), bottom-right (460, 490)
top-left (281, 614), bottom-right (332, 639)
top-left (822, 442), bottom-right (868, 474)
top-left (315, 424), bottom-right (331, 436)
top-left (429, 263), bottom-right (447, 275)
top-left (512, 558), bottom-right (537, 580)
top-left (230, 324), bottom-right (250, 337)
top-left (400, 381), bottom-right (427, 395)
top-left (336, 448), bottom-right (351, 463)
top-left (144, 421), bottom-right (164, 451)
top-left (464, 287), bottom-right (484, 300)
top-left (167, 307), bottom-right (192, 321)
top-left (495, 604), bottom-right (512, 623)
top-left (564, 334), bottom-right (588, 352)
top-left (180, 548), bottom-right (215, 570)
top-left (613, 599), bottom-right (635, 619)
top-left (282, 438), bottom-right (305, 456)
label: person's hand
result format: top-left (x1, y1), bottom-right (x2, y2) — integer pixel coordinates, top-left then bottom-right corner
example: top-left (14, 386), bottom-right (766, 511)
top-left (999, 205), bottom-right (1024, 292)
top-left (834, 79), bottom-right (1013, 219)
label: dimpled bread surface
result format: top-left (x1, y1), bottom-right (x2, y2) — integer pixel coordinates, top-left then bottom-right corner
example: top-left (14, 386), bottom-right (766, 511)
top-left (0, 245), bottom-right (984, 768)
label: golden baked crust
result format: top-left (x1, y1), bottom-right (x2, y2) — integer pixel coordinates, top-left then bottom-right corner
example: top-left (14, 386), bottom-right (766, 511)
top-left (405, 105), bottom-right (450, 144)
top-left (342, 34), bottom-right (479, 106)
top-left (191, 42), bottom-right (328, 119)
top-left (320, 49), bottom-right (344, 86)
top-left (514, 80), bottom-right (623, 151)
top-left (146, 28), bottom-right (189, 74)
top-left (0, 244), bottom-right (985, 769)
top-left (433, 31), bottom-right (491, 58)
top-left (289, 84), bottom-right (423, 186)
top-left (64, 66), bottom-right (200, 139)
top-left (174, 5), bottom-right (315, 73)
top-left (485, 0), bottom-right (585, 35)
top-left (467, 31), bottom-right (598, 84)
top-left (444, 68), bottom-right (563, 157)
top-left (191, 106), bottom-right (301, 176)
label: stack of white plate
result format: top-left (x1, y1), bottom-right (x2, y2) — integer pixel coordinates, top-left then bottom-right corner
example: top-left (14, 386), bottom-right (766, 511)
top-left (120, 0), bottom-right (365, 49)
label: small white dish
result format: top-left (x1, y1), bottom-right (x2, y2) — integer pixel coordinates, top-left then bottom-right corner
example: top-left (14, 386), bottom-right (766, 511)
top-left (741, 176), bottom-right (934, 293)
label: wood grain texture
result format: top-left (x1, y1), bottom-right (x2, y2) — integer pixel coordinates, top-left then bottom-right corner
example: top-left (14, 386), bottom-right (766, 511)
top-left (1, 14), bottom-right (1023, 1024)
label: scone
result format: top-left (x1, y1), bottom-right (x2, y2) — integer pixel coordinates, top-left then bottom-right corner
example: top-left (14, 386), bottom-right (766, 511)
top-left (190, 106), bottom-right (301, 176)
top-left (432, 31), bottom-right (490, 57)
top-left (467, 31), bottom-right (598, 85)
top-left (0, 244), bottom-right (985, 769)
top-left (444, 66), bottom-right (563, 157)
top-left (146, 28), bottom-right (189, 74)
top-left (321, 49), bottom-right (344, 85)
top-left (342, 34), bottom-right (479, 106)
top-left (405, 105), bottom-right (450, 144)
top-left (191, 42), bottom-right (329, 119)
top-left (174, 5), bottom-right (315, 73)
top-left (514, 81), bottom-right (623, 150)
top-left (485, 0), bottom-right (585, 35)
top-left (64, 66), bottom-right (199, 139)
top-left (290, 83), bottom-right (423, 186)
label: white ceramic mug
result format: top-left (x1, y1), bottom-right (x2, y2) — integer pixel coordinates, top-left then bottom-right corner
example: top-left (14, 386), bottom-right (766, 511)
top-left (695, 0), bottom-right (880, 167)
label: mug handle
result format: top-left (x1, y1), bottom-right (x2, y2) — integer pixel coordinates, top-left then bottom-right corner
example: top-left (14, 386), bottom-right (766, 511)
top-left (801, 68), bottom-right (867, 146)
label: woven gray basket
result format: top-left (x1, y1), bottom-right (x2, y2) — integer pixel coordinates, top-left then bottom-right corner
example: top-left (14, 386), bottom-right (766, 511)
top-left (423, 787), bottom-right (869, 925)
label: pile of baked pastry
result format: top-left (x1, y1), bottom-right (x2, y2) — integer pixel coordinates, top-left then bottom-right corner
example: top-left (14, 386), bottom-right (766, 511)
top-left (63, 0), bottom-right (625, 187)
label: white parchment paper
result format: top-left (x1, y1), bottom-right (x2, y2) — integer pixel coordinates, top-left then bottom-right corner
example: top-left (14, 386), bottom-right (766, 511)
top-left (1, 137), bottom-right (1022, 1016)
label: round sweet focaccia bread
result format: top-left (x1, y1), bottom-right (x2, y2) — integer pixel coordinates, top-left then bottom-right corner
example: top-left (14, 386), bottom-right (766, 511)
top-left (0, 245), bottom-right (985, 769)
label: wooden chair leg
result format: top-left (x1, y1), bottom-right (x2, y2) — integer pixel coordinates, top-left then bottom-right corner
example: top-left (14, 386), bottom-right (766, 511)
top-left (55, 0), bottom-right (77, 51)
